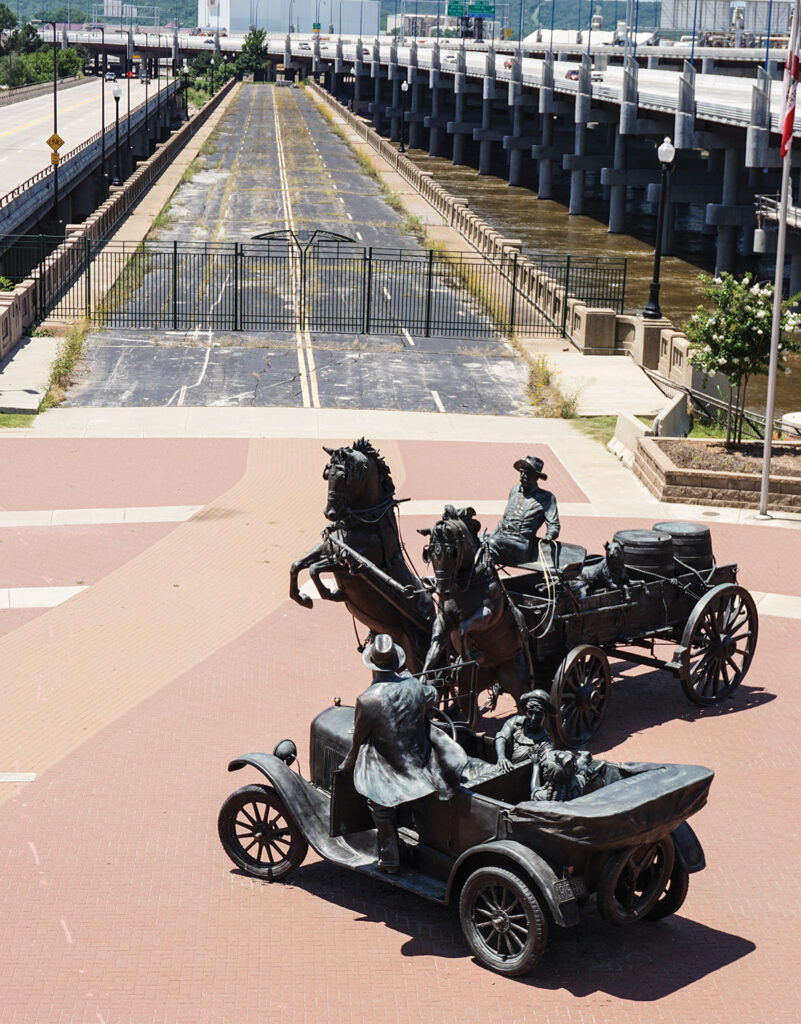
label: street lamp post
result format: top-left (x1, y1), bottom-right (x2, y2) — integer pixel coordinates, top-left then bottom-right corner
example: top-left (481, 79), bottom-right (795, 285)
top-left (144, 33), bottom-right (149, 140)
top-left (642, 136), bottom-right (676, 320)
top-left (182, 58), bottom-right (189, 116)
top-left (210, 56), bottom-right (215, 94)
top-left (95, 25), bottom-right (106, 183)
top-left (48, 21), bottom-right (58, 220)
top-left (398, 79), bottom-right (408, 152)
top-left (112, 81), bottom-right (122, 184)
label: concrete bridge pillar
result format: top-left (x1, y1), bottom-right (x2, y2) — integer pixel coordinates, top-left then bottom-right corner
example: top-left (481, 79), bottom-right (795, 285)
top-left (452, 90), bottom-right (466, 165)
top-left (538, 116), bottom-right (553, 199)
top-left (569, 122), bottom-right (586, 214)
top-left (428, 43), bottom-right (443, 157)
top-left (569, 55), bottom-right (592, 215)
top-left (508, 102), bottom-right (524, 185)
top-left (716, 147), bottom-right (740, 274)
top-left (390, 77), bottom-right (401, 141)
top-left (608, 129), bottom-right (626, 233)
top-left (410, 79), bottom-right (421, 149)
top-left (478, 47), bottom-right (496, 175)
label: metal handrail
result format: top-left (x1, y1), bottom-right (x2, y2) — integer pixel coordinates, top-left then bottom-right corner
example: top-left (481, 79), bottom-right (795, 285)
top-left (0, 78), bottom-right (180, 211)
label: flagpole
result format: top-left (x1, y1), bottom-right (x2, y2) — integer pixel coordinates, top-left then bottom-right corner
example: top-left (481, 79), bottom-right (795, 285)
top-left (759, 0), bottom-right (801, 516)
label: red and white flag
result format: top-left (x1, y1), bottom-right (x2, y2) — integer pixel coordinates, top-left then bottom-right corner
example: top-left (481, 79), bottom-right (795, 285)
top-left (781, 5), bottom-right (801, 157)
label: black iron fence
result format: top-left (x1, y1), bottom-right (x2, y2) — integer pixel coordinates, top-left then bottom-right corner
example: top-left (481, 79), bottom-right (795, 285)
top-left (0, 233), bottom-right (627, 338)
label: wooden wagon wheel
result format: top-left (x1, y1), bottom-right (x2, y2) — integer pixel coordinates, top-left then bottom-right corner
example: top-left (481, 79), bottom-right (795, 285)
top-left (677, 584), bottom-right (758, 707)
top-left (549, 645), bottom-right (611, 748)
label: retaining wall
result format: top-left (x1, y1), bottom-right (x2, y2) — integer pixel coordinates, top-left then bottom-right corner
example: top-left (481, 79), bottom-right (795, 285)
top-left (0, 76), bottom-right (84, 109)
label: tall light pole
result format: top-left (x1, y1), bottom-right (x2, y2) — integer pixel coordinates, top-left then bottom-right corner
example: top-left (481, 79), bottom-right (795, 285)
top-left (48, 21), bottom-right (58, 220)
top-left (210, 55), bottom-right (215, 93)
top-left (398, 79), bottom-right (408, 151)
top-left (642, 137), bottom-right (676, 320)
top-left (144, 32), bottom-right (149, 141)
top-left (97, 25), bottom-right (106, 183)
top-left (112, 81), bottom-right (122, 184)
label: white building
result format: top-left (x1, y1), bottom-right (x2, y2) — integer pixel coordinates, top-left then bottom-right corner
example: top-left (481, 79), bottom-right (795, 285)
top-left (660, 0), bottom-right (793, 35)
top-left (198, 0), bottom-right (380, 35)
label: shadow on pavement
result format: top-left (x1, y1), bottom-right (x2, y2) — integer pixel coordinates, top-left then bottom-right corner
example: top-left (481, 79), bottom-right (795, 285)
top-left (590, 662), bottom-right (776, 755)
top-left (261, 860), bottom-right (754, 997)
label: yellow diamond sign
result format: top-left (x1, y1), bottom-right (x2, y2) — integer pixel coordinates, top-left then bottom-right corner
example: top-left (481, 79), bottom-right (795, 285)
top-left (46, 132), bottom-right (64, 151)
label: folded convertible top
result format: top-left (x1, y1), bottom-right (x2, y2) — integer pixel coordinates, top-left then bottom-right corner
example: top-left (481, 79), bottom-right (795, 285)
top-left (508, 762), bottom-right (714, 850)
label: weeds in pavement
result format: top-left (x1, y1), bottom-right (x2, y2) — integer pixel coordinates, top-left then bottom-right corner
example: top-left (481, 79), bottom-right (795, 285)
top-left (39, 320), bottom-right (89, 410)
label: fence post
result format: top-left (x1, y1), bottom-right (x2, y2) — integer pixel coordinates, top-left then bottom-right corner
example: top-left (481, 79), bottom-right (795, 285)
top-left (172, 240), bottom-right (178, 331)
top-left (364, 246), bottom-right (373, 334)
top-left (233, 242), bottom-right (240, 331)
top-left (424, 248), bottom-right (434, 338)
top-left (300, 247), bottom-right (306, 331)
top-left (38, 234), bottom-right (45, 319)
top-left (561, 255), bottom-right (571, 338)
top-left (509, 252), bottom-right (519, 336)
top-left (619, 257), bottom-right (627, 314)
top-left (84, 236), bottom-right (91, 319)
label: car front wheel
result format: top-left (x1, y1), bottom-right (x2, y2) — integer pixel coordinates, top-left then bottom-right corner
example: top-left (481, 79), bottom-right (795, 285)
top-left (459, 866), bottom-right (548, 976)
top-left (218, 784), bottom-right (308, 881)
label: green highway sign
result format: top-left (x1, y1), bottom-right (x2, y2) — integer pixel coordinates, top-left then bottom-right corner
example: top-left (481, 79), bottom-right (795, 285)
top-left (446, 1), bottom-right (466, 15)
top-left (468, 1), bottom-right (494, 13)
top-left (313, 21), bottom-right (321, 28)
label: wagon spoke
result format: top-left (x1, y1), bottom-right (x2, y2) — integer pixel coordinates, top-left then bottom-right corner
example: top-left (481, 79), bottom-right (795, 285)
top-left (242, 837), bottom-right (259, 853)
top-left (508, 921), bottom-right (529, 939)
top-left (476, 893), bottom-right (496, 916)
top-left (725, 652), bottom-right (742, 676)
top-left (238, 806), bottom-right (258, 826)
top-left (502, 933), bottom-right (516, 956)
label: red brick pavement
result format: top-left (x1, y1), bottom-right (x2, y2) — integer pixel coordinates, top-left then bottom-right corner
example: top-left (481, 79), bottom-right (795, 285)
top-left (0, 599), bottom-right (795, 1024)
top-left (0, 436), bottom-right (798, 1023)
top-left (0, 439), bottom-right (247, 510)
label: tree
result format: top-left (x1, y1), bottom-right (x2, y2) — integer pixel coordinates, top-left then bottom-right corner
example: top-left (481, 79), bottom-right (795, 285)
top-left (0, 2), bottom-right (16, 32)
top-left (237, 27), bottom-right (270, 76)
top-left (684, 272), bottom-right (801, 444)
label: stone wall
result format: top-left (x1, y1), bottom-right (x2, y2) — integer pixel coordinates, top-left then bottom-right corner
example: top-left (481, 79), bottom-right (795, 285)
top-left (634, 436), bottom-right (801, 512)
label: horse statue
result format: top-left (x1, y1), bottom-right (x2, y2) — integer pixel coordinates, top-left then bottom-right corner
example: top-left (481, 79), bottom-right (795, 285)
top-left (289, 438), bottom-right (434, 671)
top-left (418, 505), bottom-right (534, 726)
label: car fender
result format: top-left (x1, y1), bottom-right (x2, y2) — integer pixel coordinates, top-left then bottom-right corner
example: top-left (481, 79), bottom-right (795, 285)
top-left (671, 821), bottom-right (706, 873)
top-left (228, 752), bottom-right (329, 852)
top-left (445, 840), bottom-right (580, 927)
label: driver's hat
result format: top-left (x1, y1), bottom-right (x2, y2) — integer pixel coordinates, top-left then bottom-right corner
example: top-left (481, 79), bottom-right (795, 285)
top-left (519, 689), bottom-right (556, 714)
top-left (513, 455), bottom-right (547, 481)
top-left (362, 633), bottom-right (407, 672)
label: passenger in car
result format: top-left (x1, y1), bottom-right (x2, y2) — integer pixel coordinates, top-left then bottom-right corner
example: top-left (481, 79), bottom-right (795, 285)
top-left (494, 690), bottom-right (555, 772)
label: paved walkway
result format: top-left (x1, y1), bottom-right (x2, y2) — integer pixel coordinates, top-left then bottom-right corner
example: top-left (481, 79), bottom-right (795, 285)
top-left (0, 408), bottom-right (798, 1023)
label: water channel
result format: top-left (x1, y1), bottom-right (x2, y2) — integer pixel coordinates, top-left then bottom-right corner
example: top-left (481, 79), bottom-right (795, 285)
top-left (405, 149), bottom-right (801, 418)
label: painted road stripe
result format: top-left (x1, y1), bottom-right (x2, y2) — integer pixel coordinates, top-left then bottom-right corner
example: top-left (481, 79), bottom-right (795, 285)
top-left (383, 287), bottom-right (392, 301)
top-left (0, 773), bottom-right (36, 783)
top-left (402, 328), bottom-right (415, 347)
top-left (430, 390), bottom-right (446, 413)
top-left (0, 586), bottom-right (87, 609)
top-left (0, 506), bottom-right (202, 528)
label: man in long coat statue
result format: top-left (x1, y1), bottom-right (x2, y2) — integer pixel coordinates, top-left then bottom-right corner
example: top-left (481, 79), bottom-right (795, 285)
top-left (340, 634), bottom-right (468, 874)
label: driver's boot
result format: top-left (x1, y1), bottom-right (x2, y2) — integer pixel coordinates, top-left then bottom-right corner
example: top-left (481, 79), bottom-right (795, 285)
top-left (373, 813), bottom-right (400, 874)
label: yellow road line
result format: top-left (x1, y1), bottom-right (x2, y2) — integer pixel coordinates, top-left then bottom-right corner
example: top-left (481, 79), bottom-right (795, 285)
top-left (0, 86), bottom-right (111, 140)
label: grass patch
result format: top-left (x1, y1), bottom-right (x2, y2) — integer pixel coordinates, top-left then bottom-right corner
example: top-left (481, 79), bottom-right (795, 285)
top-left (570, 415), bottom-right (619, 446)
top-left (180, 157), bottom-right (201, 184)
top-left (150, 199), bottom-right (174, 234)
top-left (39, 320), bottom-right (89, 411)
top-left (401, 214), bottom-right (427, 245)
top-left (689, 417), bottom-right (728, 439)
top-left (0, 412), bottom-right (35, 428)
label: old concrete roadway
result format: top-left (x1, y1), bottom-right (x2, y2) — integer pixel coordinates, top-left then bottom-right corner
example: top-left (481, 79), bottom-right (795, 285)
top-left (67, 84), bottom-right (528, 414)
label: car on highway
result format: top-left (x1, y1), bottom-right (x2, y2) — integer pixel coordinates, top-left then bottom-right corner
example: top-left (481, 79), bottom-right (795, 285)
top-left (299, 41), bottom-right (311, 49)
top-left (564, 68), bottom-right (579, 80)
top-left (443, 52), bottom-right (457, 64)
top-left (503, 57), bottom-right (513, 68)
top-left (203, 37), bottom-right (215, 44)
top-left (104, 70), bottom-right (116, 81)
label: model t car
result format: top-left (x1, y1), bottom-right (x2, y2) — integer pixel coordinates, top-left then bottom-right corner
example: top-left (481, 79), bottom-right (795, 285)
top-left (219, 701), bottom-right (713, 977)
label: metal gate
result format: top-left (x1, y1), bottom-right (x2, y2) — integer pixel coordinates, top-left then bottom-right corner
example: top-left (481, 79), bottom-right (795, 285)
top-left (1, 231), bottom-right (628, 337)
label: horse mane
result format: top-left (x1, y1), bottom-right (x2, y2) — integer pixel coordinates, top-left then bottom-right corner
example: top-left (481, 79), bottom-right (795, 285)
top-left (351, 438), bottom-right (395, 496)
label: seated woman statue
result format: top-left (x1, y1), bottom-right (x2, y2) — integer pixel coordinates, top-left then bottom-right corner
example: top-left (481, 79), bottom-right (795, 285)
top-left (494, 689), bottom-right (556, 772)
top-left (530, 748), bottom-right (606, 801)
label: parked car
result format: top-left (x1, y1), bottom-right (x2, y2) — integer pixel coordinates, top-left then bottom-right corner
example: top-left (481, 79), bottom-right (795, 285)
top-left (219, 703), bottom-right (713, 977)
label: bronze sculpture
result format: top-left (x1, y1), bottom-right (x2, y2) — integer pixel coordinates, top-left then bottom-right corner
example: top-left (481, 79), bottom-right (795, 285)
top-left (486, 456), bottom-right (560, 567)
top-left (340, 634), bottom-right (468, 873)
top-left (289, 439), bottom-right (434, 670)
top-left (493, 689), bottom-right (555, 772)
top-left (419, 506), bottom-right (534, 724)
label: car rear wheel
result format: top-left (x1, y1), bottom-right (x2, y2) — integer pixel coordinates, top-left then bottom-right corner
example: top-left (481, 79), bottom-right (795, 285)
top-left (597, 838), bottom-right (675, 925)
top-left (459, 866), bottom-right (548, 976)
top-left (645, 861), bottom-right (690, 920)
top-left (218, 784), bottom-right (308, 881)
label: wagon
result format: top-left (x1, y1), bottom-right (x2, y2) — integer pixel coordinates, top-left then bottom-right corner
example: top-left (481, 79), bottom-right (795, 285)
top-left (502, 522), bottom-right (759, 748)
top-left (218, 704), bottom-right (714, 977)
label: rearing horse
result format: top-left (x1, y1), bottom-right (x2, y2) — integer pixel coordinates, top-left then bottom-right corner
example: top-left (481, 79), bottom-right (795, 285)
top-left (289, 438), bottom-right (434, 671)
top-left (419, 505), bottom-right (533, 724)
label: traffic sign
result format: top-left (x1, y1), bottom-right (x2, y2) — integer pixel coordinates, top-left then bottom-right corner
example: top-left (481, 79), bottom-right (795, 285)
top-left (313, 21), bottom-right (321, 29)
top-left (46, 132), bottom-right (64, 151)
top-left (468, 1), bottom-right (494, 14)
top-left (446, 1), bottom-right (466, 15)
top-left (50, 151), bottom-right (60, 166)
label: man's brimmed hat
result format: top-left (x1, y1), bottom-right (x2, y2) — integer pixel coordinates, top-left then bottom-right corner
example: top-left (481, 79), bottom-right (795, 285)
top-left (513, 455), bottom-right (548, 481)
top-left (519, 689), bottom-right (557, 714)
top-left (362, 633), bottom-right (407, 672)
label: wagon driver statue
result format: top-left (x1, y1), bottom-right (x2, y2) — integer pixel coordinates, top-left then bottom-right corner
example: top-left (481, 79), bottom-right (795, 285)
top-left (486, 455), bottom-right (561, 567)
